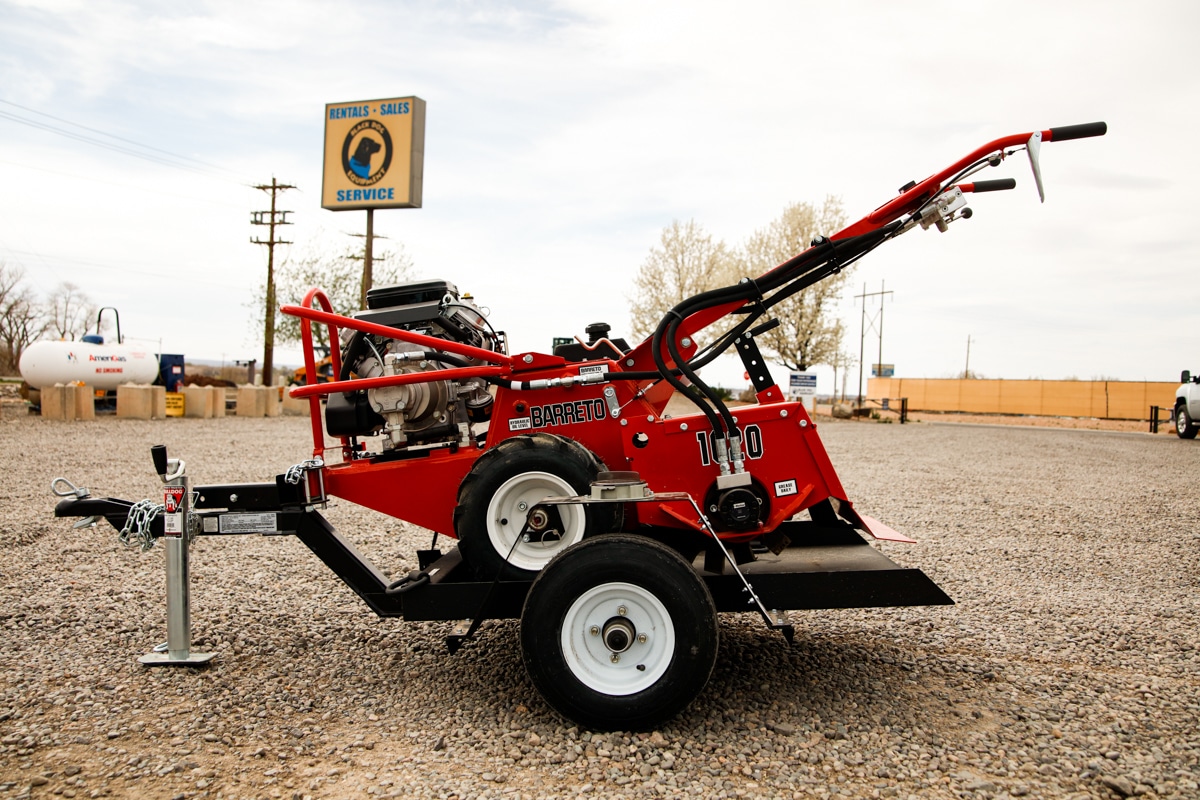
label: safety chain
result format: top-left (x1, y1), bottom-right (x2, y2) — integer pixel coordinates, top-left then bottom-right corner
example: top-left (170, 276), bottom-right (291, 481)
top-left (119, 499), bottom-right (162, 552)
top-left (284, 458), bottom-right (324, 485)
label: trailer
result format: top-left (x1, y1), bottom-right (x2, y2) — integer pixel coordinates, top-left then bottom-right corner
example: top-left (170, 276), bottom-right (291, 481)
top-left (52, 121), bottom-right (1106, 730)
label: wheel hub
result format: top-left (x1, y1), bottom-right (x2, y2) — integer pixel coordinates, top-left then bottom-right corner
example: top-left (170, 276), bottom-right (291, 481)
top-left (602, 617), bottom-right (636, 653)
top-left (485, 470), bottom-right (585, 572)
top-left (561, 581), bottom-right (674, 696)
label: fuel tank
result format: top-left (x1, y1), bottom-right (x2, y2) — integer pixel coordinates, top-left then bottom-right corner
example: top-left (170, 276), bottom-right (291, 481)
top-left (18, 340), bottom-right (160, 390)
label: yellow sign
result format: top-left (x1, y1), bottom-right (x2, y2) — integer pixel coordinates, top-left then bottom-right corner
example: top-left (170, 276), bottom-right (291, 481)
top-left (165, 392), bottom-right (185, 418)
top-left (322, 96), bottom-right (425, 211)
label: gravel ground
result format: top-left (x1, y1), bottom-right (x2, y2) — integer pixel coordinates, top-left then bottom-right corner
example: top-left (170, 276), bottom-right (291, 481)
top-left (1, 413), bottom-right (1198, 800)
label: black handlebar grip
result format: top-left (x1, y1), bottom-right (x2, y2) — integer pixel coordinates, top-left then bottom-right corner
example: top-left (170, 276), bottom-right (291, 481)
top-left (1048, 121), bottom-right (1107, 141)
top-left (151, 445), bottom-right (168, 476)
top-left (968, 179), bottom-right (1017, 193)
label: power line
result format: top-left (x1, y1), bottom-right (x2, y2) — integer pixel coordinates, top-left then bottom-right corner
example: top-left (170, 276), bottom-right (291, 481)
top-left (0, 97), bottom-right (250, 183)
top-left (0, 245), bottom-right (250, 291)
top-left (0, 157), bottom-right (246, 208)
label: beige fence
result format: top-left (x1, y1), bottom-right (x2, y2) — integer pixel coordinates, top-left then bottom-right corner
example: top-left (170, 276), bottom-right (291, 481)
top-left (866, 378), bottom-right (1177, 421)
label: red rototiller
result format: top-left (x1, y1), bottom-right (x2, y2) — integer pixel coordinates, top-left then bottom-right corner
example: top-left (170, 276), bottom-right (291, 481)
top-left (54, 122), bottom-right (1106, 729)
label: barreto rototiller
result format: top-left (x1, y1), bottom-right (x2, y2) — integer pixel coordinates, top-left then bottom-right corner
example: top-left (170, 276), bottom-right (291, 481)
top-left (53, 122), bottom-right (1106, 730)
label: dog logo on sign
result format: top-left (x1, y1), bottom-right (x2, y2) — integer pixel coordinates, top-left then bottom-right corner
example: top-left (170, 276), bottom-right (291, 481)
top-left (341, 119), bottom-right (393, 186)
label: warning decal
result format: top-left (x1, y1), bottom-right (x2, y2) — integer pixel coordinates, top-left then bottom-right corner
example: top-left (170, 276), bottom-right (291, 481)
top-left (218, 513), bottom-right (278, 534)
top-left (163, 486), bottom-right (185, 513)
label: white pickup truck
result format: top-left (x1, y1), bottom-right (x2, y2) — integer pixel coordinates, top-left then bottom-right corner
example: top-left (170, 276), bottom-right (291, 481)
top-left (1177, 371), bottom-right (1200, 438)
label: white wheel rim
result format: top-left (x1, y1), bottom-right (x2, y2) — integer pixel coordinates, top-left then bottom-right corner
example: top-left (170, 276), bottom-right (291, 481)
top-left (560, 581), bottom-right (675, 696)
top-left (486, 471), bottom-right (585, 572)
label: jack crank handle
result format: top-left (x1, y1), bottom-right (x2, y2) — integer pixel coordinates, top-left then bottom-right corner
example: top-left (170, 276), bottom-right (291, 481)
top-left (1048, 122), bottom-right (1107, 142)
top-left (151, 445), bottom-right (168, 478)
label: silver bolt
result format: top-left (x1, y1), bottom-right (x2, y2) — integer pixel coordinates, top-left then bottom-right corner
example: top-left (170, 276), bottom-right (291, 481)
top-left (637, 633), bottom-right (648, 644)
top-left (626, 358), bottom-right (635, 366)
top-left (800, 419), bottom-right (808, 427)
top-left (518, 501), bottom-right (528, 511)
top-left (522, 535), bottom-right (531, 543)
top-left (617, 606), bottom-right (627, 616)
top-left (680, 423), bottom-right (688, 431)
top-left (681, 337), bottom-right (692, 347)
top-left (523, 354), bottom-right (534, 363)
top-left (590, 626), bottom-right (600, 636)
top-left (610, 653), bottom-right (620, 663)
top-left (781, 409), bottom-right (789, 417)
top-left (229, 493), bottom-right (238, 503)
top-left (620, 419), bottom-right (628, 427)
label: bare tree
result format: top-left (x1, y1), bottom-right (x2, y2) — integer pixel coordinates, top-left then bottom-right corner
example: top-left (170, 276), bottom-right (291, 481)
top-left (252, 240), bottom-right (415, 352)
top-left (0, 264), bottom-right (45, 374)
top-left (627, 220), bottom-right (738, 342)
top-left (46, 282), bottom-right (97, 341)
top-left (739, 197), bottom-right (850, 371)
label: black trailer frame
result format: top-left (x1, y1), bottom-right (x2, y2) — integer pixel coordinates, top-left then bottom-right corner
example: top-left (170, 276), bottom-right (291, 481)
top-left (56, 473), bottom-right (951, 638)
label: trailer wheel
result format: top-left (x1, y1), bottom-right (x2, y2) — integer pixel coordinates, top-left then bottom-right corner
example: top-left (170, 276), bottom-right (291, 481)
top-left (454, 433), bottom-right (616, 580)
top-left (520, 535), bottom-right (719, 731)
top-left (1176, 402), bottom-right (1198, 439)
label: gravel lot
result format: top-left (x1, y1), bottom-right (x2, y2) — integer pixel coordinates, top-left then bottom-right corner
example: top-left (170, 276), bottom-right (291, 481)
top-left (1, 413), bottom-right (1198, 800)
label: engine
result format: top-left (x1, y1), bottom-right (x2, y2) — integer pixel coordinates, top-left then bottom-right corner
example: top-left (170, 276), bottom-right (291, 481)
top-left (325, 279), bottom-right (503, 449)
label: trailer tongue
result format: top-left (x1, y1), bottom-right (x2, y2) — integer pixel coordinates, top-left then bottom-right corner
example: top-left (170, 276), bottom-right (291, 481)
top-left (52, 122), bottom-right (1105, 730)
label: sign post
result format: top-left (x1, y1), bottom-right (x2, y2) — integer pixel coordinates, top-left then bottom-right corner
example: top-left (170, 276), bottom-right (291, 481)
top-left (322, 96), bottom-right (426, 306)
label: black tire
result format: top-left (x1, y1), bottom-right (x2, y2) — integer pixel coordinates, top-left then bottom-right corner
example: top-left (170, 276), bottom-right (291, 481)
top-left (520, 535), bottom-right (719, 731)
top-left (1177, 402), bottom-right (1199, 439)
top-left (454, 433), bottom-right (618, 580)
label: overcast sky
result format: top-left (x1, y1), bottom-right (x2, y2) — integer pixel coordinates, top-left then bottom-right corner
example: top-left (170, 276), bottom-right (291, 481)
top-left (1, 1), bottom-right (1196, 392)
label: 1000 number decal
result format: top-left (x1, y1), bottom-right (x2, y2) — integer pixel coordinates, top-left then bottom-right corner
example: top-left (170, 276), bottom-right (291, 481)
top-left (695, 425), bottom-right (764, 466)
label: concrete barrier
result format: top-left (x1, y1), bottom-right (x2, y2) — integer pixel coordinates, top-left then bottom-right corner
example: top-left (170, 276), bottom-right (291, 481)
top-left (265, 386), bottom-right (282, 418)
top-left (236, 385), bottom-right (265, 417)
top-left (183, 385), bottom-right (211, 418)
top-left (210, 386), bottom-right (227, 418)
top-left (74, 385), bottom-right (95, 421)
top-left (117, 385), bottom-right (167, 419)
top-left (41, 383), bottom-right (76, 420)
top-left (281, 388), bottom-right (311, 417)
top-left (235, 385), bottom-right (285, 417)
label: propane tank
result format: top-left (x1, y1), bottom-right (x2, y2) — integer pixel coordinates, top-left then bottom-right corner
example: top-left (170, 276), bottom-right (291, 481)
top-left (19, 339), bottom-right (161, 390)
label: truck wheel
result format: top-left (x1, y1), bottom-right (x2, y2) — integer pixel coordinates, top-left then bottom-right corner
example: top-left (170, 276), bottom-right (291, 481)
top-left (454, 433), bottom-right (616, 580)
top-left (520, 535), bottom-right (719, 731)
top-left (1177, 403), bottom-right (1199, 439)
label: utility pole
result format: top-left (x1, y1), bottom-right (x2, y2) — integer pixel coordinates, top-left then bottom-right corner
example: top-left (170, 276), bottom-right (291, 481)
top-left (855, 281), bottom-right (894, 406)
top-left (965, 334), bottom-right (973, 379)
top-left (250, 178), bottom-right (295, 386)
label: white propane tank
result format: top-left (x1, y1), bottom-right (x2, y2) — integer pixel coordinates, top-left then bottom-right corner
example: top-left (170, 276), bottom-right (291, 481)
top-left (19, 339), bottom-right (161, 390)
